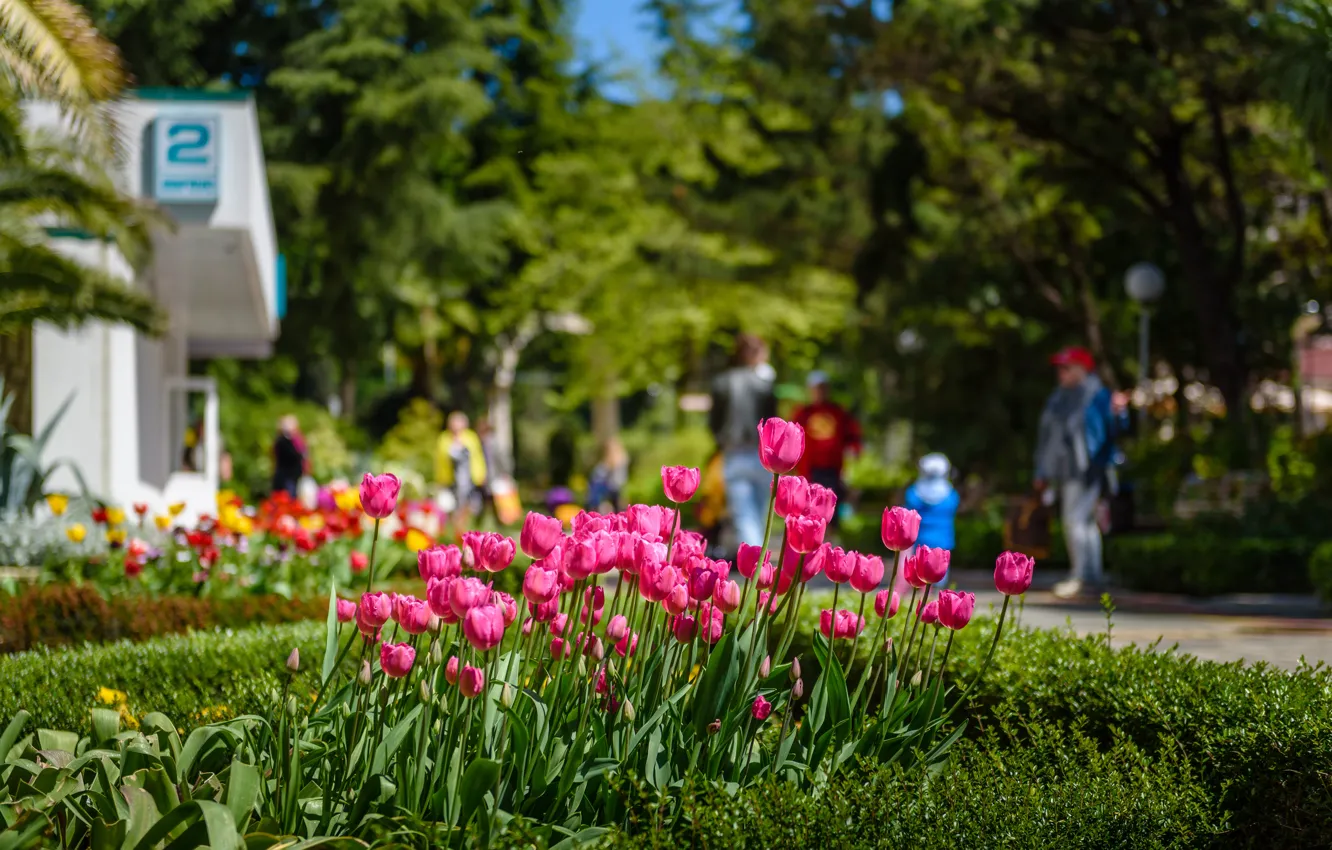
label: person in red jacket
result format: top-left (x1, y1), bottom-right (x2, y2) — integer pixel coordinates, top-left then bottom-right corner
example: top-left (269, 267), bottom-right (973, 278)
top-left (792, 371), bottom-right (862, 524)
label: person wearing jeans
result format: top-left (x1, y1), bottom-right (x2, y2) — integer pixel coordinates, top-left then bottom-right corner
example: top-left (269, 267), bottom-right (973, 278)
top-left (1034, 347), bottom-right (1129, 599)
top-left (710, 333), bottom-right (778, 549)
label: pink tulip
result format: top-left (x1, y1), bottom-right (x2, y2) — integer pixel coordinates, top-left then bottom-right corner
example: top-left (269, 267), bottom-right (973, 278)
top-left (522, 618), bottom-right (534, 636)
top-left (463, 532), bottom-right (517, 572)
top-left (591, 532), bottom-right (618, 573)
top-left (615, 631), bottom-right (639, 657)
top-left (549, 612), bottom-right (569, 636)
top-left (359, 473), bottom-right (400, 520)
top-left (520, 512), bottom-right (564, 559)
top-left (714, 579), bottom-right (741, 613)
top-left (821, 545), bottom-right (854, 584)
top-left (698, 603), bottom-right (724, 644)
top-left (595, 668), bottom-right (611, 695)
top-left (584, 585), bottom-right (605, 611)
top-left (396, 597), bottom-right (434, 635)
top-left (580, 605), bottom-right (605, 626)
top-left (614, 532), bottom-right (640, 572)
top-left (380, 642), bottom-right (415, 678)
top-left (563, 538), bottom-right (598, 580)
top-left (671, 531), bottom-right (707, 568)
top-left (751, 694), bottom-right (772, 721)
top-left (459, 665), bottom-right (485, 698)
top-left (572, 510), bottom-right (609, 536)
top-left (336, 598), bottom-right (356, 623)
top-left (358, 592), bottom-right (393, 628)
top-left (418, 545), bottom-right (463, 582)
top-left (626, 504), bottom-right (671, 538)
top-left (661, 466), bottom-right (701, 502)
top-left (522, 563), bottom-right (561, 605)
top-left (874, 589), bottom-right (900, 619)
top-left (937, 589), bottom-right (976, 631)
top-left (671, 613), bottom-right (698, 643)
top-left (528, 598), bottom-right (558, 622)
top-left (903, 551), bottom-right (928, 589)
top-left (819, 609), bottom-right (865, 640)
top-left (664, 583), bottom-right (689, 616)
top-left (881, 507), bottom-right (921, 552)
top-left (807, 483), bottom-right (837, 523)
top-left (687, 561), bottom-right (719, 601)
top-left (463, 604), bottom-right (506, 651)
top-left (850, 553), bottom-right (885, 594)
top-left (914, 545), bottom-right (950, 585)
top-left (785, 515), bottom-right (826, 554)
top-left (639, 562), bottom-right (678, 603)
top-left (606, 614), bottom-right (629, 643)
top-left (449, 576), bottom-right (491, 618)
top-left (425, 576), bottom-right (456, 620)
top-left (549, 637), bottom-right (572, 659)
top-left (756, 560), bottom-right (775, 590)
top-left (349, 551), bottom-right (368, 573)
top-left (759, 655), bottom-right (771, 678)
top-left (774, 476), bottom-right (810, 519)
top-left (445, 656), bottom-right (459, 684)
top-left (736, 543), bottom-right (771, 580)
top-left (918, 600), bottom-right (940, 625)
top-left (493, 591), bottom-right (518, 626)
top-left (994, 551), bottom-right (1036, 596)
top-left (757, 418), bottom-right (805, 474)
top-left (756, 591), bottom-right (781, 615)
top-left (584, 635), bottom-right (605, 661)
top-left (632, 536), bottom-right (666, 576)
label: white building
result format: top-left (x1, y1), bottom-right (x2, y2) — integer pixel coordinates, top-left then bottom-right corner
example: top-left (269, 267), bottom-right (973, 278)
top-left (25, 89), bottom-right (280, 522)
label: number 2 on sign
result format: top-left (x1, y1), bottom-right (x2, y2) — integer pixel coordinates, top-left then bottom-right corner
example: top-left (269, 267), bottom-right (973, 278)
top-left (166, 124), bottom-right (210, 164)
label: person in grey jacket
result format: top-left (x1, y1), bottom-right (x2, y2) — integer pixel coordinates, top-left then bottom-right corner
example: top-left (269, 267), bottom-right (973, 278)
top-left (710, 333), bottom-right (778, 547)
top-left (1035, 347), bottom-right (1130, 598)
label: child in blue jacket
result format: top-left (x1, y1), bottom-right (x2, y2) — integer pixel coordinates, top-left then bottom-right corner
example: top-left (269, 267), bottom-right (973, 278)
top-left (904, 453), bottom-right (960, 584)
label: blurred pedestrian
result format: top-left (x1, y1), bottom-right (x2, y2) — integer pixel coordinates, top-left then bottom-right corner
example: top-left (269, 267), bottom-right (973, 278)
top-left (587, 437), bottom-right (630, 513)
top-left (271, 414), bottom-right (310, 498)
top-left (435, 412), bottom-right (487, 531)
top-left (1034, 347), bottom-right (1129, 599)
top-left (903, 453), bottom-right (960, 584)
top-left (792, 370), bottom-right (862, 526)
top-left (710, 333), bottom-right (777, 547)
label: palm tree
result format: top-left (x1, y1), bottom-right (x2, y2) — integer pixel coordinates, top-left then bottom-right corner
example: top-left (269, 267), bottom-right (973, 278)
top-left (1270, 1), bottom-right (1332, 145)
top-left (0, 0), bottom-right (164, 337)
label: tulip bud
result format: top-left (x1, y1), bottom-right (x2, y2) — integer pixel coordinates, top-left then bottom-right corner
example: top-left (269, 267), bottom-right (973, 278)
top-left (420, 680), bottom-right (432, 702)
top-left (461, 543), bottom-right (476, 570)
top-left (379, 688), bottom-right (392, 707)
top-left (359, 660), bottom-right (373, 686)
top-left (340, 702), bottom-right (352, 720)
top-left (789, 658), bottom-right (801, 682)
top-left (429, 639), bottom-right (443, 667)
top-left (883, 638), bottom-right (894, 655)
top-left (605, 658), bottom-right (617, 678)
top-left (286, 695), bottom-right (298, 716)
top-left (577, 657), bottom-right (588, 677)
top-left (584, 636), bottom-right (605, 662)
top-left (286, 648), bottom-right (300, 672)
top-left (910, 670), bottom-right (923, 688)
top-left (502, 684), bottom-right (515, 708)
top-left (622, 700), bottom-right (636, 722)
top-left (759, 656), bottom-right (771, 679)
top-left (792, 678), bottom-right (804, 699)
top-left (707, 719), bottom-right (722, 736)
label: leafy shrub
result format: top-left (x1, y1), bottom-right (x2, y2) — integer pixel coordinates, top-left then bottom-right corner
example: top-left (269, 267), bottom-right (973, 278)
top-left (0, 584), bottom-right (328, 653)
top-left (219, 394), bottom-right (360, 499)
top-left (0, 621), bottom-right (325, 732)
top-left (620, 425), bottom-right (714, 506)
top-left (1108, 533), bottom-right (1314, 595)
top-left (603, 720), bottom-right (1222, 849)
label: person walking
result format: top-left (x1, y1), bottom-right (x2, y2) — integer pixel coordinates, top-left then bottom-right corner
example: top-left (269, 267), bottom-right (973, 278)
top-left (792, 370), bottom-right (861, 525)
top-left (1034, 347), bottom-right (1129, 599)
top-left (709, 333), bottom-right (777, 548)
top-left (435, 412), bottom-right (488, 531)
top-left (271, 414), bottom-right (310, 498)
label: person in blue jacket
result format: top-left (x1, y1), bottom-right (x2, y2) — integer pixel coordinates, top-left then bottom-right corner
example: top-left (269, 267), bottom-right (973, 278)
top-left (904, 453), bottom-right (961, 585)
top-left (1034, 346), bottom-right (1130, 599)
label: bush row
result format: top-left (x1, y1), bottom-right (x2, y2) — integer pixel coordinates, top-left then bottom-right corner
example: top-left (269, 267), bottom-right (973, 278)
top-left (0, 583), bottom-right (328, 653)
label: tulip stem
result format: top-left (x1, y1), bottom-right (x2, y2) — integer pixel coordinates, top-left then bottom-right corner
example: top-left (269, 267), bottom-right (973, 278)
top-left (918, 627), bottom-right (940, 692)
top-left (364, 518), bottom-right (381, 595)
top-left (743, 473), bottom-right (780, 628)
top-left (845, 592), bottom-right (868, 675)
top-left (312, 626), bottom-right (357, 711)
top-left (897, 585), bottom-right (931, 684)
top-left (925, 631), bottom-right (955, 723)
top-left (850, 609), bottom-right (893, 720)
top-left (895, 587), bottom-right (918, 680)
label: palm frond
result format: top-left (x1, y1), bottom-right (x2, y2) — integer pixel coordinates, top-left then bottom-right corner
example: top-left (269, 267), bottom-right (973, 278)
top-left (0, 239), bottom-right (165, 335)
top-left (1269, 0), bottom-right (1332, 144)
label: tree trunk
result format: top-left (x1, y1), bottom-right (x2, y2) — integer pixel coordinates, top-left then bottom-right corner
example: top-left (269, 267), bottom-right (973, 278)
top-left (487, 319), bottom-right (540, 477)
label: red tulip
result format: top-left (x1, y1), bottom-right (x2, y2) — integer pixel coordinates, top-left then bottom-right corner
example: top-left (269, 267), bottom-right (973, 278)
top-left (874, 589), bottom-right (900, 619)
top-left (459, 665), bottom-right (485, 698)
top-left (520, 512), bottom-right (564, 559)
top-left (349, 551), bottom-right (369, 573)
top-left (994, 551), bottom-right (1036, 596)
top-left (785, 515), bottom-right (827, 554)
top-left (757, 418), bottom-right (805, 474)
top-left (774, 476), bottom-right (810, 519)
top-left (661, 466), bottom-right (701, 503)
top-left (850, 554), bottom-right (885, 594)
top-left (937, 589), bottom-right (976, 631)
top-left (380, 642), bottom-right (415, 678)
top-left (751, 694), bottom-right (772, 721)
top-left (880, 506), bottom-right (922, 552)
top-left (463, 604), bottom-right (506, 651)
top-left (359, 473), bottom-right (401, 520)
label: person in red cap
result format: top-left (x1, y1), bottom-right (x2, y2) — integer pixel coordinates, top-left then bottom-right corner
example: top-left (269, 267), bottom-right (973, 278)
top-left (1035, 346), bottom-right (1129, 598)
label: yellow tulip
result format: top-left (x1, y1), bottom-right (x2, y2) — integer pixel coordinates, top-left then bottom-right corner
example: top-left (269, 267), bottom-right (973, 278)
top-left (167, 502), bottom-right (185, 517)
top-left (105, 507), bottom-right (126, 526)
top-left (45, 493), bottom-right (69, 516)
top-left (299, 514), bottom-right (325, 532)
top-left (66, 523), bottom-right (87, 543)
top-left (154, 514), bottom-right (171, 531)
top-left (106, 528), bottom-right (126, 546)
top-left (334, 488), bottom-right (361, 513)
top-left (404, 528), bottom-right (431, 553)
top-left (235, 516), bottom-right (254, 536)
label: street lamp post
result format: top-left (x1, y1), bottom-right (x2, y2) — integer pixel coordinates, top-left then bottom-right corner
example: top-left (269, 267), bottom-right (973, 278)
top-left (1125, 263), bottom-right (1165, 435)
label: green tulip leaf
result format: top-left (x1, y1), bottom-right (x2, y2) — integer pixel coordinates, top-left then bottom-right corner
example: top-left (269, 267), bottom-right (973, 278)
top-left (456, 757), bottom-right (500, 832)
top-left (0, 712), bottom-right (30, 761)
top-left (129, 800), bottom-right (237, 850)
top-left (321, 581), bottom-right (338, 684)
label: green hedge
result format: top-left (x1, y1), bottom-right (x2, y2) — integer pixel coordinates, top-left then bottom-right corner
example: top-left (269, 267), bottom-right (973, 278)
top-left (0, 621), bottom-right (325, 732)
top-left (1107, 533), bottom-right (1314, 596)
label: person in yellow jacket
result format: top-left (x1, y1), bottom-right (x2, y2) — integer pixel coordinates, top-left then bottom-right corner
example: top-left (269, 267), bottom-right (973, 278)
top-left (435, 412), bottom-right (488, 531)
